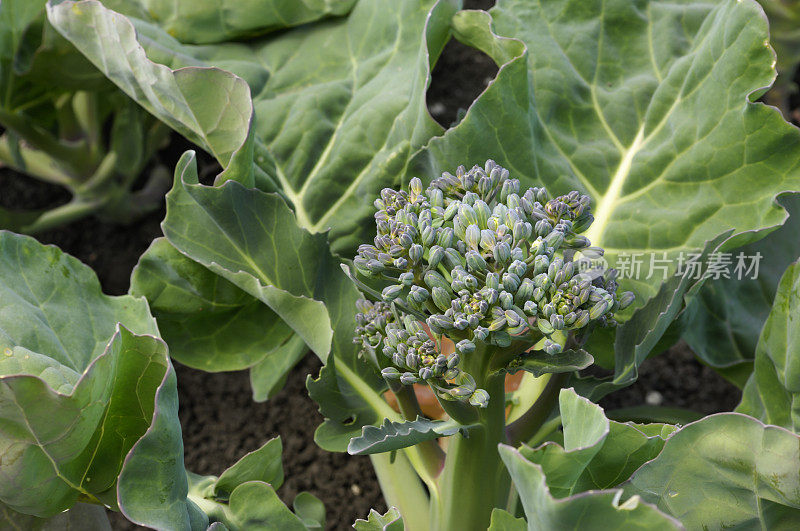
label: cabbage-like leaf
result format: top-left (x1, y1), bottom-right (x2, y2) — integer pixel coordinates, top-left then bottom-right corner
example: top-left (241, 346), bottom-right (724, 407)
top-left (0, 231), bottom-right (169, 517)
top-left (353, 507), bottom-right (404, 531)
top-left (47, 0), bottom-right (456, 254)
top-left (498, 445), bottom-right (681, 530)
top-left (130, 239), bottom-right (297, 371)
top-left (520, 389), bottom-right (675, 498)
top-left (487, 509), bottom-right (525, 531)
top-left (623, 413), bottom-right (800, 528)
top-left (348, 417), bottom-right (469, 455)
top-left (162, 152), bottom-right (388, 452)
top-left (412, 0), bottom-right (800, 308)
top-left (186, 440), bottom-right (317, 531)
top-left (505, 349), bottom-right (593, 378)
top-left (684, 194), bottom-right (800, 375)
top-left (0, 502), bottom-right (111, 530)
top-left (102, 0), bottom-right (356, 44)
top-left (737, 260), bottom-right (800, 432)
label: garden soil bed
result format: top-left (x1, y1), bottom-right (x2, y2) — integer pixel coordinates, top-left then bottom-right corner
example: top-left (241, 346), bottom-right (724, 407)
top-left (1, 0), bottom-right (745, 528)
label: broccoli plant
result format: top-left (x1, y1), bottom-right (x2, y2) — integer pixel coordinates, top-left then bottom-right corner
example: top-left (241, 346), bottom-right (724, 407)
top-left (0, 0), bottom-right (170, 233)
top-left (0, 232), bottom-right (323, 530)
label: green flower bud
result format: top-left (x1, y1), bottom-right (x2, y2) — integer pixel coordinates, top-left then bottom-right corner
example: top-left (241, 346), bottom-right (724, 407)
top-left (618, 291), bottom-right (635, 310)
top-left (516, 278), bottom-right (535, 303)
top-left (550, 314), bottom-right (565, 330)
top-left (486, 272), bottom-right (500, 291)
top-left (469, 389), bottom-right (489, 408)
top-left (444, 248), bottom-right (463, 270)
top-left (502, 272), bottom-right (521, 293)
top-left (409, 244), bottom-right (423, 264)
top-left (429, 187), bottom-right (444, 207)
top-left (401, 372), bottom-right (421, 385)
top-left (409, 285), bottom-right (429, 304)
top-left (545, 230), bottom-right (564, 249)
top-left (427, 245), bottom-right (445, 269)
top-left (409, 177), bottom-right (423, 195)
top-left (535, 219), bottom-right (552, 237)
top-left (465, 224), bottom-right (481, 249)
top-left (494, 241), bottom-right (511, 264)
top-left (474, 200), bottom-right (491, 228)
top-left (419, 367), bottom-right (433, 380)
top-left (533, 287), bottom-right (545, 302)
top-left (432, 287), bottom-right (452, 311)
top-left (543, 339), bottom-right (562, 355)
top-left (367, 259), bottom-right (385, 274)
top-left (473, 327), bottom-right (489, 341)
top-left (466, 250), bottom-right (488, 273)
top-left (428, 314), bottom-right (454, 330)
top-left (458, 204), bottom-right (478, 227)
top-left (534, 273), bottom-right (551, 290)
top-left (499, 291), bottom-right (513, 309)
top-left (456, 339), bottom-right (476, 355)
top-left (589, 300), bottom-right (610, 320)
top-left (421, 225), bottom-right (436, 247)
top-left (537, 318), bottom-right (555, 335)
top-left (382, 367), bottom-right (401, 379)
top-left (505, 310), bottom-right (523, 328)
top-left (424, 270), bottom-right (450, 292)
top-left (530, 237), bottom-right (547, 257)
top-left (437, 227), bottom-right (455, 248)
top-left (399, 272), bottom-right (415, 286)
top-left (443, 201), bottom-right (460, 221)
top-left (447, 353), bottom-right (461, 369)
top-left (523, 300), bottom-right (538, 315)
top-left (382, 284), bottom-right (403, 301)
top-left (542, 302), bottom-right (555, 319)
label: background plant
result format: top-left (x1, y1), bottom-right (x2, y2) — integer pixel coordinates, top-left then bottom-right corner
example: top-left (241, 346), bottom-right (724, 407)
top-left (1, 0), bottom-right (799, 528)
top-left (0, 231), bottom-right (324, 530)
top-left (0, 0), bottom-right (172, 233)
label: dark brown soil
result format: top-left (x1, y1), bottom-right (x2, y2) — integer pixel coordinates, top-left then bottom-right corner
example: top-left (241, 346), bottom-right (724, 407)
top-left (0, 0), bottom-right (753, 528)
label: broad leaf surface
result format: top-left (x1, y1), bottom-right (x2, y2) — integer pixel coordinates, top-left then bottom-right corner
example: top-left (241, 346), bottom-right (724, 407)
top-left (352, 507), bottom-right (404, 531)
top-left (624, 413), bottom-right (800, 528)
top-left (0, 231), bottom-right (171, 517)
top-left (412, 0), bottom-right (800, 308)
top-left (102, 0), bottom-right (356, 44)
top-left (487, 509), bottom-right (526, 531)
top-left (0, 502), bottom-right (111, 530)
top-left (163, 152), bottom-right (388, 452)
top-left (48, 0), bottom-right (457, 254)
top-left (736, 260), bottom-right (800, 432)
top-left (521, 389), bottom-right (675, 498)
top-left (684, 194), bottom-right (800, 371)
top-left (130, 238), bottom-right (296, 373)
top-left (498, 445), bottom-right (681, 530)
top-left (347, 417), bottom-right (467, 455)
top-left (506, 349), bottom-right (593, 377)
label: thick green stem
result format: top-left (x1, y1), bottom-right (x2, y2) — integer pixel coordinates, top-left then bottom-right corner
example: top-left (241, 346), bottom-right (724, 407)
top-left (433, 368), bottom-right (508, 531)
top-left (389, 381), bottom-right (446, 478)
top-left (505, 372), bottom-right (567, 446)
top-left (370, 452), bottom-right (430, 531)
top-left (21, 200), bottom-right (100, 234)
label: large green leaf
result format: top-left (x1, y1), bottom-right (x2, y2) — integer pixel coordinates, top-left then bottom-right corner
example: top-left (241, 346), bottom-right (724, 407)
top-left (684, 194), bottom-right (800, 373)
top-left (185, 439), bottom-right (318, 531)
top-left (737, 260), bottom-right (800, 432)
top-left (48, 0), bottom-right (457, 254)
top-left (624, 413), bottom-right (800, 528)
top-left (498, 445), bottom-right (681, 530)
top-left (163, 152), bottom-right (389, 452)
top-left (0, 231), bottom-right (167, 516)
top-left (521, 389), bottom-right (675, 498)
top-left (0, 502), bottom-right (111, 530)
top-left (102, 0), bottom-right (356, 44)
top-left (46, 0), bottom-right (255, 181)
top-left (412, 0), bottom-right (800, 308)
top-left (130, 238), bottom-right (298, 375)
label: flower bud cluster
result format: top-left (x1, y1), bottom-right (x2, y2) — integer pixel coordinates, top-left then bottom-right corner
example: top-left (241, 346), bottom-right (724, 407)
top-left (352, 160), bottom-right (633, 407)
